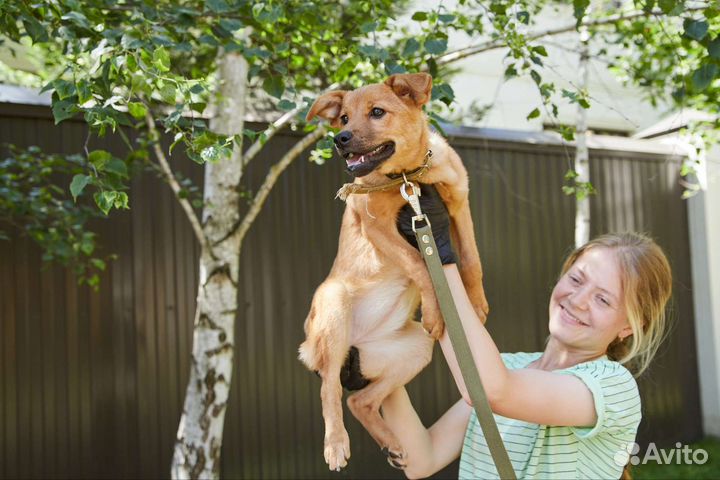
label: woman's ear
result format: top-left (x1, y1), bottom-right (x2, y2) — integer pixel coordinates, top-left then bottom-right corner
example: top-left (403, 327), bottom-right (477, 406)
top-left (618, 324), bottom-right (633, 342)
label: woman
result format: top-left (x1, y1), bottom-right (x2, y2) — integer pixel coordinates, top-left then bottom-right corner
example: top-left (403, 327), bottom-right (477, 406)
top-left (384, 186), bottom-right (672, 479)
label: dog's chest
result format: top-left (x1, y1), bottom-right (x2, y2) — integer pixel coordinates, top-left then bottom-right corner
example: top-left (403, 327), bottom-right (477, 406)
top-left (349, 275), bottom-right (419, 343)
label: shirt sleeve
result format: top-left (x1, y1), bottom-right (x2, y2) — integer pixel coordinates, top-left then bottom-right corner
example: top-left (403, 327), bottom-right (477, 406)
top-left (559, 360), bottom-right (642, 439)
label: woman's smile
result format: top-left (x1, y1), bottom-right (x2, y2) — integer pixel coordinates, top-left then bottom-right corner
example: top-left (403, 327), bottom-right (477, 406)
top-left (559, 303), bottom-right (589, 327)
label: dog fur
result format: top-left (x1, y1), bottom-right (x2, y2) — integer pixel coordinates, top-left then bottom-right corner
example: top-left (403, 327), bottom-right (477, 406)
top-left (299, 73), bottom-right (488, 471)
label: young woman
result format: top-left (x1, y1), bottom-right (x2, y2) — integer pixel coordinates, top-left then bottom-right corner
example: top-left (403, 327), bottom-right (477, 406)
top-left (384, 185), bottom-right (673, 479)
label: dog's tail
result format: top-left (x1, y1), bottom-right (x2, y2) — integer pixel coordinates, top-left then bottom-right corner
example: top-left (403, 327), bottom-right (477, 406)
top-left (298, 337), bottom-right (320, 371)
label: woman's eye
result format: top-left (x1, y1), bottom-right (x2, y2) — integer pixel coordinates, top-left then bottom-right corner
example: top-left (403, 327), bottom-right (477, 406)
top-left (569, 275), bottom-right (581, 285)
top-left (597, 295), bottom-right (611, 307)
top-left (370, 107), bottom-right (385, 118)
top-left (340, 115), bottom-right (349, 125)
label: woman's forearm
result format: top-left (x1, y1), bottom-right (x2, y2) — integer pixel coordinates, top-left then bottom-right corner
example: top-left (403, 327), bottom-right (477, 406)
top-left (382, 388), bottom-right (472, 479)
top-left (439, 264), bottom-right (509, 406)
top-left (382, 387), bottom-right (436, 478)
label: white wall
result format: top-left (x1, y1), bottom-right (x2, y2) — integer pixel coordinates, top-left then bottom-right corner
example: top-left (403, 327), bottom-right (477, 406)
top-left (689, 144), bottom-right (720, 436)
top-left (409, 1), bottom-right (669, 133)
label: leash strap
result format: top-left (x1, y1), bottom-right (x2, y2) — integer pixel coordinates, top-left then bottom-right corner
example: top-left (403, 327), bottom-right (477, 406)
top-left (406, 186), bottom-right (517, 480)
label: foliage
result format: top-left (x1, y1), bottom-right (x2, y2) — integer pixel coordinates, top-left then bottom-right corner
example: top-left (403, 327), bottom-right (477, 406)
top-left (0, 145), bottom-right (110, 288)
top-left (1, 0), bottom-right (718, 271)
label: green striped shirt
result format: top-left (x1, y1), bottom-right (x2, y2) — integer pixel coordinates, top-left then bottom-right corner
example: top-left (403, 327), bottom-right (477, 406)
top-left (459, 352), bottom-right (640, 479)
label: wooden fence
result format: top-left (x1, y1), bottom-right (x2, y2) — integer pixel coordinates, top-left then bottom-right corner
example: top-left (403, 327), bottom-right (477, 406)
top-left (0, 103), bottom-right (701, 479)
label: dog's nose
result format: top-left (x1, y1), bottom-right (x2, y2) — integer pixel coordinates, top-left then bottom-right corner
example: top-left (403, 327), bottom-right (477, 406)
top-left (334, 131), bottom-right (353, 148)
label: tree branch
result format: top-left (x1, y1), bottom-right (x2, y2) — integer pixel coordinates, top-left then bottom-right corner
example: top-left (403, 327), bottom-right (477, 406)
top-left (243, 83), bottom-right (340, 168)
top-left (145, 111), bottom-right (207, 247)
top-left (243, 108), bottom-right (300, 167)
top-left (437, 6), bottom-right (707, 67)
top-left (233, 126), bottom-right (327, 248)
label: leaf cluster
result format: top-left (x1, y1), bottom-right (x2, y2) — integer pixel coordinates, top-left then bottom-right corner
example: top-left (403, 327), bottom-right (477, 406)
top-left (0, 145), bottom-right (111, 288)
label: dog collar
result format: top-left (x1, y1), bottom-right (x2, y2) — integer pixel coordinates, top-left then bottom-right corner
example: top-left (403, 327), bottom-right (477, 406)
top-left (335, 149), bottom-right (433, 201)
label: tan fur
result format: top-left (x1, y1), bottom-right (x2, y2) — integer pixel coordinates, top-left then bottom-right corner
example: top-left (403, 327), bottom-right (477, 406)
top-left (299, 73), bottom-right (489, 471)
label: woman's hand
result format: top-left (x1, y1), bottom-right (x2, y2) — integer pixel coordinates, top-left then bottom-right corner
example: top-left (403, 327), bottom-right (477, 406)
top-left (395, 183), bottom-right (457, 265)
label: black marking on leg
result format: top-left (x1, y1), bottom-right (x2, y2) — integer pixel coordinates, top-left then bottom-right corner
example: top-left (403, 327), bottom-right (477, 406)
top-left (340, 346), bottom-right (371, 391)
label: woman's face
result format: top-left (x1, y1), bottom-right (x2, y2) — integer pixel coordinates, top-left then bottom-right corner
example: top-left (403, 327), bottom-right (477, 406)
top-left (548, 247), bottom-right (632, 354)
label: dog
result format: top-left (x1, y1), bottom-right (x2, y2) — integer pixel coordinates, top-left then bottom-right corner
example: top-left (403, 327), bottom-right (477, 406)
top-left (299, 73), bottom-right (489, 471)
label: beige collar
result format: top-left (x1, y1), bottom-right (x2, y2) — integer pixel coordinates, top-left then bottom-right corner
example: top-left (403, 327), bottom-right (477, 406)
top-left (335, 150), bottom-right (433, 201)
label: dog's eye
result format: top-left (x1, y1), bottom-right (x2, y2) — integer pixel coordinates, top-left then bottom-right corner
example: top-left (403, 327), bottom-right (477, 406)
top-left (370, 107), bottom-right (385, 118)
top-left (340, 114), bottom-right (349, 125)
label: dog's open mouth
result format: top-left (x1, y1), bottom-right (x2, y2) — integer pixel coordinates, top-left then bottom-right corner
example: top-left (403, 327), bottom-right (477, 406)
top-left (341, 142), bottom-right (395, 177)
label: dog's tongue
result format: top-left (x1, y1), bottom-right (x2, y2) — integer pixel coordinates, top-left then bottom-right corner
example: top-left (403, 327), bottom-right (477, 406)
top-left (347, 154), bottom-right (365, 166)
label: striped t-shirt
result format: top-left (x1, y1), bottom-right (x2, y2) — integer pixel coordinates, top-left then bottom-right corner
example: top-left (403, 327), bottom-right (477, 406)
top-left (459, 352), bottom-right (641, 479)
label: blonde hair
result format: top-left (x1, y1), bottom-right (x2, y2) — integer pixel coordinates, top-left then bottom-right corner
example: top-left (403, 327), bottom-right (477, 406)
top-left (560, 233), bottom-right (672, 377)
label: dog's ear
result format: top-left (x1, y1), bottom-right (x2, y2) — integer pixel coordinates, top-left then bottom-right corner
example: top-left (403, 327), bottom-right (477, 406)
top-left (385, 73), bottom-right (433, 106)
top-left (306, 91), bottom-right (347, 123)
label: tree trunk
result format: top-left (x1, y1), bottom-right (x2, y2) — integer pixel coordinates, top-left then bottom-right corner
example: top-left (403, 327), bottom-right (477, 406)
top-left (171, 51), bottom-right (247, 480)
top-left (574, 31), bottom-right (591, 249)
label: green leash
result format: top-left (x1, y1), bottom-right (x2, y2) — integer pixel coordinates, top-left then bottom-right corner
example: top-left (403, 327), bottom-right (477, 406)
top-left (401, 181), bottom-right (517, 480)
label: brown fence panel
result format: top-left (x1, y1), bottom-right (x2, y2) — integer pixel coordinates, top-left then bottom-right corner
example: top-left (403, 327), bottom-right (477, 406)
top-left (0, 104), bottom-right (701, 479)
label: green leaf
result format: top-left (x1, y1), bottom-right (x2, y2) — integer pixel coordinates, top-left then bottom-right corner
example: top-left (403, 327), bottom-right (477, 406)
top-left (526, 108), bottom-right (540, 120)
top-left (262, 76), bottom-right (285, 99)
top-left (153, 46), bottom-right (171, 72)
top-left (412, 11), bottom-right (428, 21)
top-left (88, 150), bottom-right (112, 170)
top-left (21, 14), bottom-right (49, 43)
top-left (76, 80), bottom-right (92, 104)
top-left (127, 102), bottom-right (147, 119)
top-left (94, 191), bottom-right (117, 215)
top-left (684, 19), bottom-right (709, 41)
top-left (431, 83), bottom-right (455, 105)
top-left (424, 37), bottom-right (448, 55)
top-left (207, 0), bottom-right (232, 13)
top-left (70, 174), bottom-right (90, 201)
top-left (219, 18), bottom-right (243, 32)
top-left (105, 158), bottom-right (128, 178)
top-left (573, 0), bottom-right (590, 25)
top-left (278, 99), bottom-right (296, 111)
top-left (709, 37), bottom-right (720, 60)
top-left (517, 11), bottom-right (530, 24)
top-left (360, 22), bottom-right (378, 33)
top-left (438, 14), bottom-right (455, 23)
top-left (532, 46), bottom-right (548, 57)
top-left (692, 63), bottom-right (718, 91)
top-left (91, 258), bottom-right (106, 271)
top-left (658, 0), bottom-right (677, 14)
top-left (159, 83), bottom-right (176, 103)
top-left (52, 100), bottom-right (77, 124)
top-left (403, 38), bottom-right (420, 56)
top-left (54, 80), bottom-right (76, 100)
top-left (530, 70), bottom-right (542, 85)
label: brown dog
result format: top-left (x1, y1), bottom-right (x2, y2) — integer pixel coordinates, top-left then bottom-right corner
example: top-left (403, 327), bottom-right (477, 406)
top-left (299, 73), bottom-right (488, 471)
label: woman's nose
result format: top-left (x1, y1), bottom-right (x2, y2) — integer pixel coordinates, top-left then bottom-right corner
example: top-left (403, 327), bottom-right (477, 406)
top-left (569, 286), bottom-right (591, 310)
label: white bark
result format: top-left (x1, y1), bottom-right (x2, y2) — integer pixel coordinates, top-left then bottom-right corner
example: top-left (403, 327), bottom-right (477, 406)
top-left (171, 52), bottom-right (247, 480)
top-left (574, 30), bottom-right (591, 249)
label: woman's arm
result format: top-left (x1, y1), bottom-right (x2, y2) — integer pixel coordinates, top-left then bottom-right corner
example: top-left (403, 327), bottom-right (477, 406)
top-left (440, 264), bottom-right (598, 428)
top-left (382, 387), bottom-right (472, 479)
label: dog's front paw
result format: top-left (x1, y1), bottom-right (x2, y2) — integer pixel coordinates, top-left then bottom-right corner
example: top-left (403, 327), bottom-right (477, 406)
top-left (324, 429), bottom-right (351, 471)
top-left (383, 445), bottom-right (407, 470)
top-left (422, 308), bottom-right (445, 340)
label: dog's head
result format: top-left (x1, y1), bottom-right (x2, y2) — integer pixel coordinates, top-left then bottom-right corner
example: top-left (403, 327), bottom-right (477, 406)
top-left (306, 73), bottom-right (432, 178)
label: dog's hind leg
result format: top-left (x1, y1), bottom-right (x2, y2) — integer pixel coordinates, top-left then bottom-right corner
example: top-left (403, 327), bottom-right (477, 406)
top-left (299, 280), bottom-right (353, 471)
top-left (347, 321), bottom-right (434, 468)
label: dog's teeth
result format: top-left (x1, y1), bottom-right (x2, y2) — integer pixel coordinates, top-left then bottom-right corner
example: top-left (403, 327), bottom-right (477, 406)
top-left (360, 155), bottom-right (365, 163)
